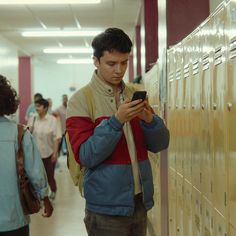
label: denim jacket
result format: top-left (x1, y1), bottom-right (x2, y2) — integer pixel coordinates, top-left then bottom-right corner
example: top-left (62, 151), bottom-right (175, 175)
top-left (0, 116), bottom-right (48, 232)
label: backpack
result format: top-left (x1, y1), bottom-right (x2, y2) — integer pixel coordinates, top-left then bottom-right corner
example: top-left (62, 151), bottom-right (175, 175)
top-left (65, 86), bottom-right (95, 197)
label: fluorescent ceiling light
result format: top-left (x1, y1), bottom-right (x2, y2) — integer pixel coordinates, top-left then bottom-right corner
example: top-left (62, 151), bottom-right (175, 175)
top-left (0, 0), bottom-right (100, 4)
top-left (22, 30), bottom-right (101, 37)
top-left (44, 48), bottom-right (93, 54)
top-left (57, 59), bottom-right (93, 64)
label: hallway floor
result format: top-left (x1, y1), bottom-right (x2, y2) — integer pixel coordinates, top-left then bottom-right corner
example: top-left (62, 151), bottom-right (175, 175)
top-left (30, 155), bottom-right (87, 236)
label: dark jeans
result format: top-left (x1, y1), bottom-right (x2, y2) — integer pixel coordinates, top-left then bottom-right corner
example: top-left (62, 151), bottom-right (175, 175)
top-left (0, 225), bottom-right (29, 236)
top-left (42, 156), bottom-right (57, 192)
top-left (84, 193), bottom-right (147, 236)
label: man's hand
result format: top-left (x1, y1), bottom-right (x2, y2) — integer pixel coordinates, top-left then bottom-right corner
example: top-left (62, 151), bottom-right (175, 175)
top-left (137, 100), bottom-right (154, 123)
top-left (115, 98), bottom-right (146, 124)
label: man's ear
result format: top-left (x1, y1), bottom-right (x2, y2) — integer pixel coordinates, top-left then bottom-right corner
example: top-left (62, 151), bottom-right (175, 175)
top-left (93, 56), bottom-right (99, 68)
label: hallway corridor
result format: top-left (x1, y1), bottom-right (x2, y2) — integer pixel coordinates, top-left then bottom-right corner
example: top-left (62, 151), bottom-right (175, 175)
top-left (30, 156), bottom-right (87, 236)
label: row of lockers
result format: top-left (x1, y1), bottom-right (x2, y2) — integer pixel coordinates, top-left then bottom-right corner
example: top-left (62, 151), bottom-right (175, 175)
top-left (167, 0), bottom-right (235, 235)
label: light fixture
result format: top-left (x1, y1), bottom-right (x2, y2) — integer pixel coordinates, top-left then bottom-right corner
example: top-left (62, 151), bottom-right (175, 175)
top-left (22, 30), bottom-right (102, 37)
top-left (44, 48), bottom-right (93, 54)
top-left (57, 58), bottom-right (93, 64)
top-left (0, 0), bottom-right (100, 4)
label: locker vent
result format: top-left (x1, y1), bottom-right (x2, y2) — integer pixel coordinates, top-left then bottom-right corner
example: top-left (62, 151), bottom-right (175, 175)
top-left (176, 69), bottom-right (181, 80)
top-left (184, 64), bottom-right (189, 78)
top-left (214, 47), bottom-right (222, 65)
top-left (192, 60), bottom-right (199, 75)
top-left (168, 72), bottom-right (174, 82)
top-left (229, 37), bottom-right (236, 59)
top-left (202, 54), bottom-right (210, 70)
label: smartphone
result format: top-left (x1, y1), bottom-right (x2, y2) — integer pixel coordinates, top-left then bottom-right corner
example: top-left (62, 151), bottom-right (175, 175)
top-left (131, 91), bottom-right (147, 102)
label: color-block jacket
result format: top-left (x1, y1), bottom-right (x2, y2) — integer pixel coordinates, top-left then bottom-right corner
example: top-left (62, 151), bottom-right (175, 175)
top-left (66, 71), bottom-right (169, 216)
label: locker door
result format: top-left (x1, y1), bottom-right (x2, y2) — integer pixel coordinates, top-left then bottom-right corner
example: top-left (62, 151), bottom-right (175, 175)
top-left (213, 210), bottom-right (227, 236)
top-left (229, 224), bottom-right (236, 236)
top-left (176, 173), bottom-right (184, 236)
top-left (211, 6), bottom-right (227, 218)
top-left (191, 59), bottom-right (201, 191)
top-left (201, 197), bottom-right (213, 236)
top-left (212, 45), bottom-right (227, 217)
top-left (175, 67), bottom-right (184, 175)
top-left (192, 188), bottom-right (202, 236)
top-left (200, 53), bottom-right (213, 202)
top-left (226, 36), bottom-right (236, 229)
top-left (174, 44), bottom-right (184, 176)
top-left (167, 49), bottom-right (176, 170)
top-left (168, 168), bottom-right (177, 236)
top-left (183, 180), bottom-right (192, 236)
top-left (147, 152), bottom-right (161, 236)
top-left (183, 39), bottom-right (192, 182)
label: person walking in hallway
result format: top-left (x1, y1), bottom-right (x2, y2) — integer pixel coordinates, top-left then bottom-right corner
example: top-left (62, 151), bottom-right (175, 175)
top-left (66, 28), bottom-right (169, 236)
top-left (0, 75), bottom-right (53, 236)
top-left (28, 98), bottom-right (62, 200)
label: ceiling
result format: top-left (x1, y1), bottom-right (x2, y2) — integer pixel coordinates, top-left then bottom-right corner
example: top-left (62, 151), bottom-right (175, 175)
top-left (0, 0), bottom-right (141, 63)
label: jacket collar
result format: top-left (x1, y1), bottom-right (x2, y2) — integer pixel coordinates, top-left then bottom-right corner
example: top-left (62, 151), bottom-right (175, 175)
top-left (89, 70), bottom-right (125, 97)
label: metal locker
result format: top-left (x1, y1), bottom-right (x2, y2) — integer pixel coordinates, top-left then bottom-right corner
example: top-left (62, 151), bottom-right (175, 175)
top-left (189, 29), bottom-right (202, 192)
top-left (167, 48), bottom-right (176, 170)
top-left (201, 197), bottom-right (214, 236)
top-left (176, 173), bottom-right (184, 236)
top-left (182, 37), bottom-right (193, 182)
top-left (199, 16), bottom-right (214, 202)
top-left (147, 152), bottom-right (161, 236)
top-left (168, 168), bottom-right (177, 236)
top-left (183, 180), bottom-right (192, 236)
top-left (192, 188), bottom-right (202, 236)
top-left (213, 210), bottom-right (227, 236)
top-left (225, 1), bottom-right (236, 230)
top-left (229, 224), bottom-right (236, 236)
top-left (211, 6), bottom-right (227, 217)
top-left (174, 43), bottom-right (184, 176)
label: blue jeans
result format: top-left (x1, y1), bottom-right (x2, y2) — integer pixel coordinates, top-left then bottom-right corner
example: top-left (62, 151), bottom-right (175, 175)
top-left (84, 193), bottom-right (147, 236)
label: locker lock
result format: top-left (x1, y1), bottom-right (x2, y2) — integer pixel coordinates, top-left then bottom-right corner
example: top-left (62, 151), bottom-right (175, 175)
top-left (201, 104), bottom-right (205, 110)
top-left (213, 104), bottom-right (217, 110)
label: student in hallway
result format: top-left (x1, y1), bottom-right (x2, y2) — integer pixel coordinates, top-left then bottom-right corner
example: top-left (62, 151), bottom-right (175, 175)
top-left (25, 93), bottom-right (43, 122)
top-left (66, 28), bottom-right (169, 236)
top-left (28, 98), bottom-right (62, 200)
top-left (0, 75), bottom-right (53, 236)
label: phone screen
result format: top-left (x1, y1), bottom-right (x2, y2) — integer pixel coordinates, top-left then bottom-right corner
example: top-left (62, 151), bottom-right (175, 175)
top-left (131, 91), bottom-right (147, 102)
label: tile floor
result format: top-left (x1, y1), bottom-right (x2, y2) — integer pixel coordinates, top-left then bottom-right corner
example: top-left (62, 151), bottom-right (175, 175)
top-left (30, 155), bottom-right (87, 236)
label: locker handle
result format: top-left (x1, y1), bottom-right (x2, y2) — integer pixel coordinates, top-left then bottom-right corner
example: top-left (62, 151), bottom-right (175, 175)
top-left (213, 104), bottom-right (217, 110)
top-left (183, 105), bottom-right (186, 109)
top-left (192, 105), bottom-right (195, 109)
top-left (201, 104), bottom-right (205, 110)
top-left (227, 102), bottom-right (233, 111)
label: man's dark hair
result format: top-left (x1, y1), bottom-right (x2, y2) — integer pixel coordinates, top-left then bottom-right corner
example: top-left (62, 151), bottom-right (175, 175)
top-left (35, 98), bottom-right (49, 108)
top-left (0, 74), bottom-right (19, 116)
top-left (92, 28), bottom-right (133, 59)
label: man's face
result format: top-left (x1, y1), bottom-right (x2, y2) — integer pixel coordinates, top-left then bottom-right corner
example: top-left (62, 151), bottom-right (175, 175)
top-left (94, 50), bottom-right (129, 88)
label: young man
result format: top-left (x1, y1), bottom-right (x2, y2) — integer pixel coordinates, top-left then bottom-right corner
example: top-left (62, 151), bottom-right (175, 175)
top-left (66, 28), bottom-right (169, 236)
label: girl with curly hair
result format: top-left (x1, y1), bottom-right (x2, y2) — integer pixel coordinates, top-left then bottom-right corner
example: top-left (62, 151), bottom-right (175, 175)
top-left (0, 75), bottom-right (53, 236)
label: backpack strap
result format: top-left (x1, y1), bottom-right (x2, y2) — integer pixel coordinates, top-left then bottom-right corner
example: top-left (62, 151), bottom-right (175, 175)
top-left (16, 124), bottom-right (27, 176)
top-left (82, 86), bottom-right (95, 122)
